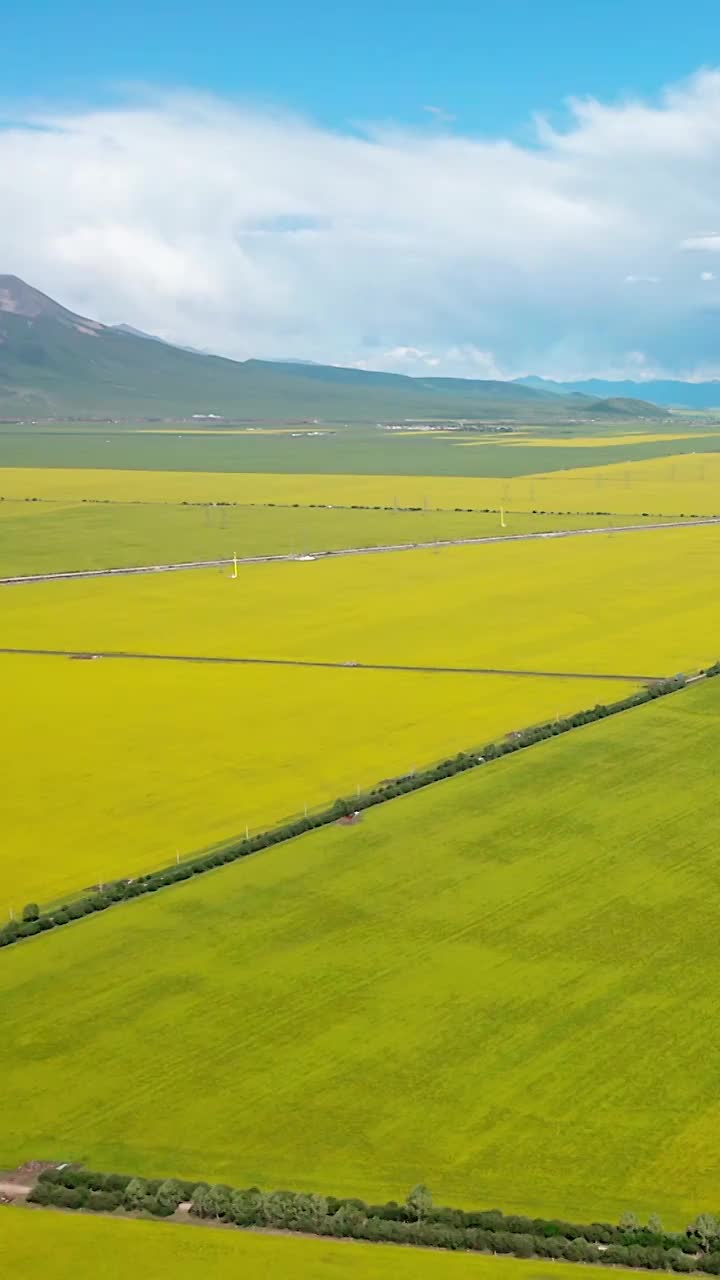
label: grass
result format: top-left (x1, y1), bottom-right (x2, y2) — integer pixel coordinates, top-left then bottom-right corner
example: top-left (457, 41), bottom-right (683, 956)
top-left (0, 421), bottom-right (717, 478)
top-left (0, 498), bottom-right (663, 577)
top-left (2, 427), bottom-right (712, 478)
top-left (0, 1208), bottom-right (649, 1280)
top-left (2, 678), bottom-right (720, 1226)
top-left (2, 654), bottom-right (626, 907)
top-left (3, 525), bottom-right (718, 677)
top-left (2, 452), bottom-right (720, 512)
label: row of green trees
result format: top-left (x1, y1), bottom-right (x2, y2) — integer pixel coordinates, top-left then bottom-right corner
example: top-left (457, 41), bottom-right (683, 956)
top-left (13, 494), bottom-right (710, 521)
top-left (27, 1168), bottom-right (720, 1273)
top-left (29, 1168), bottom-right (194, 1218)
top-left (3, 668), bottom-right (714, 952)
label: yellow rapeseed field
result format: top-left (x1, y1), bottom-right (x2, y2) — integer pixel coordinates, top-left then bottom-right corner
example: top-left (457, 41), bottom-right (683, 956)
top-left (0, 1207), bottom-right (650, 1280)
top-left (508, 452), bottom-right (720, 513)
top-left (1, 653), bottom-right (629, 907)
top-left (2, 452), bottom-right (720, 512)
top-left (4, 521), bottom-right (718, 906)
top-left (467, 432), bottom-right (716, 447)
top-left (3, 524), bottom-right (718, 676)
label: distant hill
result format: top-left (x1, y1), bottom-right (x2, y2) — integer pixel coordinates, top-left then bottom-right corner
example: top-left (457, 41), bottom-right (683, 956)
top-left (515, 374), bottom-right (720, 410)
top-left (111, 323), bottom-right (208, 356)
top-left (0, 275), bottom-right (665, 422)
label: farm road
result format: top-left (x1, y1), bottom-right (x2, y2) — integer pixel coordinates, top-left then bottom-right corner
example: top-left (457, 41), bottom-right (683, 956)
top-left (1, 515), bottom-right (718, 586)
top-left (0, 646), bottom-right (662, 683)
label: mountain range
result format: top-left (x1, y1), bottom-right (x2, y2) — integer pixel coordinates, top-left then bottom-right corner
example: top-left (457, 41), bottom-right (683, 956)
top-left (514, 375), bottom-right (720, 410)
top-left (0, 275), bottom-right (667, 423)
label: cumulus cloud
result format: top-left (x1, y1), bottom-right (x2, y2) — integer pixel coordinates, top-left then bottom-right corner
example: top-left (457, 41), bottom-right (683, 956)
top-left (701, 271), bottom-right (716, 281)
top-left (4, 73), bottom-right (720, 377)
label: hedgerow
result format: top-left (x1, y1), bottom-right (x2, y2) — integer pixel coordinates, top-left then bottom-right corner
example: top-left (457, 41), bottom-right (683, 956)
top-left (25, 1167), bottom-right (720, 1272)
top-left (3, 669), bottom-right (715, 951)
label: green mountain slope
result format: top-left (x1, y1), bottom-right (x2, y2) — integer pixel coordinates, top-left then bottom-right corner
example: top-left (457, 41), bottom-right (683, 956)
top-left (0, 276), bottom-right (664, 422)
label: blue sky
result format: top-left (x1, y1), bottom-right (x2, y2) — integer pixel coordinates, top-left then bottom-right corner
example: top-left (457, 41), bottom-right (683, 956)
top-left (4, 1), bottom-right (720, 378)
top-left (7, 0), bottom-right (719, 135)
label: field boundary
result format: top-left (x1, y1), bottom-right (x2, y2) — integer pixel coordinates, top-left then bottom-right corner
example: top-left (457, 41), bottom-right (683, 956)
top-left (3, 667), bottom-right (716, 951)
top-left (2, 513), bottom-right (719, 585)
top-left (11, 1163), bottom-right (720, 1275)
top-left (2, 492), bottom-right (716, 520)
top-left (0, 646), bottom-right (661, 683)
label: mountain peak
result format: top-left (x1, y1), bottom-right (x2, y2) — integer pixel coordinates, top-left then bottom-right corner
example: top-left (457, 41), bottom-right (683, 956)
top-left (0, 275), bottom-right (104, 332)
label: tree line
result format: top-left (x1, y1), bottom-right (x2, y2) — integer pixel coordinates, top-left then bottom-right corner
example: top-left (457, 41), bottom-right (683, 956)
top-left (6, 495), bottom-right (711, 521)
top-left (2, 667), bottom-right (716, 952)
top-left (26, 1166), bottom-right (720, 1273)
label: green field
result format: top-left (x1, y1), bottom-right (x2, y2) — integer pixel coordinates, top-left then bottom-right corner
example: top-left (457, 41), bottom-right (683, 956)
top-left (4, 655), bottom-right (623, 906)
top-left (1, 419), bottom-right (718, 476)
top-left (0, 498), bottom-right (663, 577)
top-left (2, 678), bottom-right (720, 1226)
top-left (0, 1207), bottom-right (649, 1280)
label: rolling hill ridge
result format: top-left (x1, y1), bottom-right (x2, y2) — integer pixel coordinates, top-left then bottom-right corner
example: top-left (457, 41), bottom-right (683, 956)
top-left (0, 276), bottom-right (665, 422)
top-left (515, 373), bottom-right (720, 410)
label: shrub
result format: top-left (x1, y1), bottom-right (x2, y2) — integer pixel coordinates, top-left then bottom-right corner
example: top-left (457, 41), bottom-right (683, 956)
top-left (229, 1188), bottom-right (263, 1226)
top-left (87, 1190), bottom-right (122, 1212)
top-left (190, 1186), bottom-right (208, 1217)
top-left (57, 1168), bottom-right (94, 1189)
top-left (57, 1187), bottom-right (88, 1209)
top-left (27, 1183), bottom-right (55, 1205)
top-left (18, 920), bottom-right (42, 937)
top-left (671, 1252), bottom-right (696, 1272)
top-left (123, 1177), bottom-right (148, 1209)
top-left (156, 1178), bottom-right (186, 1212)
top-left (104, 1174), bottom-right (132, 1193)
top-left (201, 1184), bottom-right (234, 1218)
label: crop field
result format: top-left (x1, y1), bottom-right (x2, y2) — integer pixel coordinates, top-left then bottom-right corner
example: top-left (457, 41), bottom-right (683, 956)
top-left (0, 498), bottom-right (662, 578)
top-left (3, 524), bottom-right (718, 677)
top-left (3, 420), bottom-right (720, 477)
top-left (0, 1208), bottom-right (647, 1280)
top-left (3, 450), bottom-right (720, 513)
top-left (2, 677), bottom-right (720, 1226)
top-left (470, 431), bottom-right (718, 448)
top-left (4, 521), bottom-right (718, 904)
top-left (3, 654), bottom-right (625, 907)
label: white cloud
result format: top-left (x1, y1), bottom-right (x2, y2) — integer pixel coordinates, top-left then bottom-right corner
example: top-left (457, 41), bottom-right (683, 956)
top-left (681, 234), bottom-right (720, 252)
top-left (423, 105), bottom-right (457, 124)
top-left (4, 74), bottom-right (720, 376)
top-left (701, 270), bottom-right (716, 280)
top-left (382, 346), bottom-right (433, 363)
